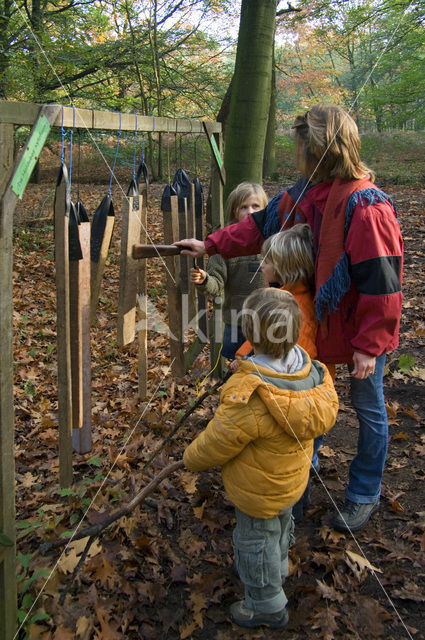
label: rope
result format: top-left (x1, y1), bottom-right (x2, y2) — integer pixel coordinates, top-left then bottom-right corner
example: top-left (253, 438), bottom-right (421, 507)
top-left (108, 112), bottom-right (122, 195)
top-left (132, 114), bottom-right (138, 181)
top-left (60, 107), bottom-right (67, 166)
top-left (77, 129), bottom-right (81, 202)
top-left (68, 106), bottom-right (76, 192)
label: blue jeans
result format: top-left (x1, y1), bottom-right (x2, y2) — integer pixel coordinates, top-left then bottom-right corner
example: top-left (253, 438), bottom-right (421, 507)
top-left (346, 353), bottom-right (388, 504)
top-left (221, 323), bottom-right (245, 359)
top-left (311, 436), bottom-right (323, 470)
top-left (233, 507), bottom-right (294, 614)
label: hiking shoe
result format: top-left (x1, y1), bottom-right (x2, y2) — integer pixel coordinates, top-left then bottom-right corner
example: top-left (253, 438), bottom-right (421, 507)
top-left (332, 499), bottom-right (379, 532)
top-left (229, 600), bottom-right (289, 629)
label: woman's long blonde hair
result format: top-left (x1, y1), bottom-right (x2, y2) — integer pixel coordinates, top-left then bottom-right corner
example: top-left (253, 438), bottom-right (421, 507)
top-left (293, 104), bottom-right (375, 183)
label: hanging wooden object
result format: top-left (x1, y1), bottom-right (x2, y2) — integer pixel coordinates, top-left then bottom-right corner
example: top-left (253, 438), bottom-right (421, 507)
top-left (72, 200), bottom-right (92, 453)
top-left (54, 164), bottom-right (73, 487)
top-left (161, 185), bottom-right (185, 377)
top-left (117, 178), bottom-right (142, 346)
top-left (90, 194), bottom-right (115, 323)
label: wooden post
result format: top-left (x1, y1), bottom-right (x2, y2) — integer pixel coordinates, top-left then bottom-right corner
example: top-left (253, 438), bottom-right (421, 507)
top-left (203, 127), bottom-right (225, 375)
top-left (203, 123), bottom-right (225, 230)
top-left (54, 166), bottom-right (73, 487)
top-left (117, 193), bottom-right (142, 346)
top-left (162, 192), bottom-right (185, 377)
top-left (138, 197), bottom-right (148, 399)
top-left (72, 218), bottom-right (92, 453)
top-left (0, 122), bottom-right (17, 640)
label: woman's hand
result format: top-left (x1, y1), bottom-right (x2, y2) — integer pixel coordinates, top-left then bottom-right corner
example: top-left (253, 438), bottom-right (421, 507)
top-left (174, 238), bottom-right (206, 257)
top-left (190, 267), bottom-right (207, 284)
top-left (352, 352), bottom-right (376, 379)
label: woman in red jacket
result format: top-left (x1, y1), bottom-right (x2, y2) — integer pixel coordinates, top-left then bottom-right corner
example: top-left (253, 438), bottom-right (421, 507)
top-left (176, 104), bottom-right (403, 533)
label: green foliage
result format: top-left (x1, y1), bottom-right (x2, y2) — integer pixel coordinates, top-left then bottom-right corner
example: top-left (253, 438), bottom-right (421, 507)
top-left (274, 129), bottom-right (425, 185)
top-left (16, 553), bottom-right (51, 638)
top-left (397, 354), bottom-right (416, 374)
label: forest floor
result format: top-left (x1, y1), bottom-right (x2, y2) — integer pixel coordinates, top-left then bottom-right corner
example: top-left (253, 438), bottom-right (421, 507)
top-left (11, 167), bottom-right (425, 640)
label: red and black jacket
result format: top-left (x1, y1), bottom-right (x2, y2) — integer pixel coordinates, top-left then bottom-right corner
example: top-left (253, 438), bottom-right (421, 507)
top-left (205, 178), bottom-right (403, 364)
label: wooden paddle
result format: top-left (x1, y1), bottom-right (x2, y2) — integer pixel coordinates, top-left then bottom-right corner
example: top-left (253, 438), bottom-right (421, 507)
top-left (90, 194), bottom-right (115, 324)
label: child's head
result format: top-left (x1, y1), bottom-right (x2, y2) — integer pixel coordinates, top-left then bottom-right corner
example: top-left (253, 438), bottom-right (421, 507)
top-left (292, 103), bottom-right (374, 183)
top-left (242, 288), bottom-right (301, 358)
top-left (226, 182), bottom-right (268, 223)
top-left (260, 224), bottom-right (314, 288)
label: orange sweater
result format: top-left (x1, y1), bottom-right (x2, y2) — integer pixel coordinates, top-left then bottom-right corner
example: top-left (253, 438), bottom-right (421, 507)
top-left (236, 282), bottom-right (336, 379)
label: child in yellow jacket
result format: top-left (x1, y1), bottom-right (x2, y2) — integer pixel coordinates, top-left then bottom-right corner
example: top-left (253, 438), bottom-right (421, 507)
top-left (183, 288), bottom-right (338, 630)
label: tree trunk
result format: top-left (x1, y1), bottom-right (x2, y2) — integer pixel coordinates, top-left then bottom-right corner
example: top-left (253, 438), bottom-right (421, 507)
top-left (223, 0), bottom-right (277, 203)
top-left (263, 57), bottom-right (277, 179)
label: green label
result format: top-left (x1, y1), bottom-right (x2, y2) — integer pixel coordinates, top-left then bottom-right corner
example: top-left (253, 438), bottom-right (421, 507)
top-left (209, 135), bottom-right (223, 169)
top-left (11, 115), bottom-right (51, 198)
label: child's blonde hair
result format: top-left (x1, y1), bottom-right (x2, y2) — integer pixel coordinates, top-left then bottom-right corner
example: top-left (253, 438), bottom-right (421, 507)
top-left (261, 224), bottom-right (314, 288)
top-left (242, 288), bottom-right (301, 358)
top-left (226, 182), bottom-right (268, 222)
top-left (292, 103), bottom-right (375, 183)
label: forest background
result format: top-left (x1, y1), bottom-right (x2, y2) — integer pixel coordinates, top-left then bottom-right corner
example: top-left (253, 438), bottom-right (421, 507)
top-left (3, 0), bottom-right (425, 184)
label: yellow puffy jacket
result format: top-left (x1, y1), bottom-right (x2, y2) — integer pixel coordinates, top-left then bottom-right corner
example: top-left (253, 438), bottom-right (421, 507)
top-left (183, 351), bottom-right (339, 518)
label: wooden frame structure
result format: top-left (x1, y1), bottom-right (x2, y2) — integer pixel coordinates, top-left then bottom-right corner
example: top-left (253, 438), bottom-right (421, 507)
top-left (0, 99), bottom-right (223, 640)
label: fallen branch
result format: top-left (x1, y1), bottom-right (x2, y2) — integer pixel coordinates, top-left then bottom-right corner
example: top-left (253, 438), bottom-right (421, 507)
top-left (141, 369), bottom-right (231, 471)
top-left (42, 460), bottom-right (184, 552)
top-left (41, 371), bottom-right (231, 554)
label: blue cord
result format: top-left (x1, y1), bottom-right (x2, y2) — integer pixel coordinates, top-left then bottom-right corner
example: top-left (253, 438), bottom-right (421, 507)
top-left (108, 112), bottom-right (122, 195)
top-left (141, 133), bottom-right (145, 163)
top-left (68, 107), bottom-right (75, 192)
top-left (132, 114), bottom-right (137, 181)
top-left (60, 107), bottom-right (67, 165)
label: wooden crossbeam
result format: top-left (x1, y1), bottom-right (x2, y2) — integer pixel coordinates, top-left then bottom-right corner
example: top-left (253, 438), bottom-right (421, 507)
top-left (0, 100), bottom-right (221, 134)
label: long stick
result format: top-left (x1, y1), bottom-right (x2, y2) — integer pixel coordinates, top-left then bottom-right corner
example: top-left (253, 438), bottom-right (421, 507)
top-left (42, 371), bottom-right (230, 551)
top-left (43, 460), bottom-right (183, 551)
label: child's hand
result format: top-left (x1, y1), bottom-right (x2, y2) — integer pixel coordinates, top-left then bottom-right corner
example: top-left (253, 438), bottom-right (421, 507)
top-left (229, 359), bottom-right (239, 372)
top-left (190, 267), bottom-right (207, 284)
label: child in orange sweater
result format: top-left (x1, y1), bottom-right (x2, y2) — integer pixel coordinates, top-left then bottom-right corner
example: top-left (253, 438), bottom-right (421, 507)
top-left (236, 224), bottom-right (319, 361)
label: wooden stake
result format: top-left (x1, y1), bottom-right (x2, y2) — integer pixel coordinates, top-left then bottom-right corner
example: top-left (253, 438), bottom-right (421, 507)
top-left (117, 193), bottom-right (142, 346)
top-left (0, 122), bottom-right (17, 640)
top-left (72, 218), bottom-right (92, 453)
top-left (162, 192), bottom-right (185, 377)
top-left (54, 165), bottom-right (73, 487)
top-left (138, 197), bottom-right (148, 399)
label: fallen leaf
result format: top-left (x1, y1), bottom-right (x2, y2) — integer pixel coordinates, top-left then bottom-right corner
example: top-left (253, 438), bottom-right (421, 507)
top-left (345, 550), bottom-right (382, 574)
top-left (94, 606), bottom-right (122, 640)
top-left (76, 616), bottom-right (92, 639)
top-left (179, 620), bottom-right (197, 639)
top-left (58, 537), bottom-right (102, 574)
top-left (316, 579), bottom-right (343, 602)
top-left (393, 581), bottom-right (425, 602)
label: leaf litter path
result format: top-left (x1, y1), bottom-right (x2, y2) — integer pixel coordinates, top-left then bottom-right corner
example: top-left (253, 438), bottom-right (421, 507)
top-left (12, 183), bottom-right (425, 640)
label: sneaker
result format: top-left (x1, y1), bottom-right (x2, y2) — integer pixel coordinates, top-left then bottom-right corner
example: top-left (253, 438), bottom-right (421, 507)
top-left (229, 600), bottom-right (289, 629)
top-left (332, 499), bottom-right (379, 532)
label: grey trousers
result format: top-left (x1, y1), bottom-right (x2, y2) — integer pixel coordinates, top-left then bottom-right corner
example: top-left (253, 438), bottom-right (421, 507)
top-left (233, 506), bottom-right (294, 614)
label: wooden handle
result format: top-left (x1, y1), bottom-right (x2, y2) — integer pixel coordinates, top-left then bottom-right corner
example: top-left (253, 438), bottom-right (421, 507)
top-left (132, 244), bottom-right (182, 259)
